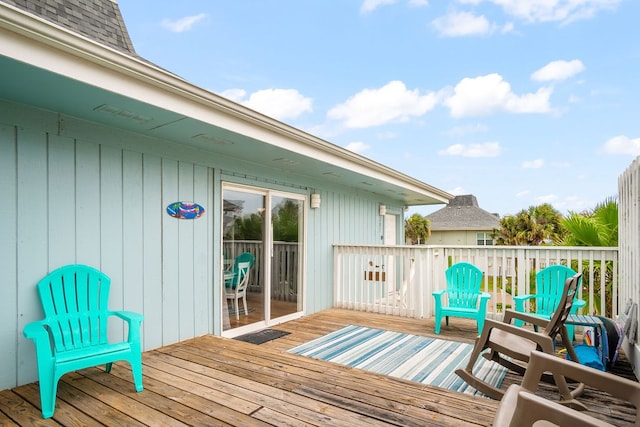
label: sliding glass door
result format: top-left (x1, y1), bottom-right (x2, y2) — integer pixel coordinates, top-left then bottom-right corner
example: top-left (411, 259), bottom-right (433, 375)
top-left (222, 185), bottom-right (304, 333)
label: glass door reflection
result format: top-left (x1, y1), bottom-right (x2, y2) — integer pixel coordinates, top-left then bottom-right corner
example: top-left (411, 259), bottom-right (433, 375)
top-left (270, 195), bottom-right (303, 320)
top-left (222, 189), bottom-right (265, 331)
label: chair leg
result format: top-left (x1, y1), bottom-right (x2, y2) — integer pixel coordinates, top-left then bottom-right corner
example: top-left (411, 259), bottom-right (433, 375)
top-left (242, 295), bottom-right (248, 315)
top-left (130, 354), bottom-right (144, 392)
top-left (477, 317), bottom-right (485, 334)
top-left (434, 312), bottom-right (442, 334)
top-left (455, 330), bottom-right (505, 400)
top-left (39, 374), bottom-right (58, 419)
top-left (234, 299), bottom-right (239, 320)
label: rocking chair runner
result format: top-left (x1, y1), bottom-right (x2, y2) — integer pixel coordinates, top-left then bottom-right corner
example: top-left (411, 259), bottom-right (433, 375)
top-left (456, 273), bottom-right (584, 403)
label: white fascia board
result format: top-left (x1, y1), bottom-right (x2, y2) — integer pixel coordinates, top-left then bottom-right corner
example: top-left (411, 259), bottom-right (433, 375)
top-left (0, 2), bottom-right (451, 204)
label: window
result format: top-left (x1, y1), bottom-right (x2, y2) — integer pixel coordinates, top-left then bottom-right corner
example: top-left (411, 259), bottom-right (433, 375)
top-left (477, 232), bottom-right (493, 246)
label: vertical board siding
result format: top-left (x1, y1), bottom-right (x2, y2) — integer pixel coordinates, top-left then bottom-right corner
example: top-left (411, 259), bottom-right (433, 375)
top-left (142, 154), bottom-right (164, 349)
top-left (2, 101), bottom-right (401, 390)
top-left (75, 141), bottom-right (101, 266)
top-left (4, 126), bottom-right (214, 388)
top-left (178, 162), bottom-right (196, 341)
top-left (193, 165), bottom-right (211, 337)
top-left (47, 135), bottom-right (76, 268)
top-left (122, 150), bottom-right (145, 322)
top-left (161, 159), bottom-right (180, 345)
top-left (16, 128), bottom-right (49, 387)
top-left (100, 144), bottom-right (125, 341)
top-left (0, 124), bottom-right (18, 389)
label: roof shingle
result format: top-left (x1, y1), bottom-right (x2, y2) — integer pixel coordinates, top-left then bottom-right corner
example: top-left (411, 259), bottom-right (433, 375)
top-left (426, 195), bottom-right (500, 231)
top-left (2, 0), bottom-right (136, 55)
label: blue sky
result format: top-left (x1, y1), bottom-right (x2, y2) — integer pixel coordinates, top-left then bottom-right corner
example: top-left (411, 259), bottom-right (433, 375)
top-left (118, 0), bottom-right (639, 217)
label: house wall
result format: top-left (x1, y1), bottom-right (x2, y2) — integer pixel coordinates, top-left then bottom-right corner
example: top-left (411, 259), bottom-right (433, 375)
top-left (428, 230), bottom-right (489, 245)
top-left (0, 98), bottom-right (398, 389)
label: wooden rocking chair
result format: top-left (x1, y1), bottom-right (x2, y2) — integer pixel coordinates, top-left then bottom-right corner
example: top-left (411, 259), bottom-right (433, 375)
top-left (456, 273), bottom-right (584, 403)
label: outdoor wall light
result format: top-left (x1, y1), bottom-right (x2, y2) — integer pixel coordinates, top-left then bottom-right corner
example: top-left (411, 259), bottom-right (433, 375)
top-left (310, 193), bottom-right (321, 209)
top-left (379, 204), bottom-right (387, 216)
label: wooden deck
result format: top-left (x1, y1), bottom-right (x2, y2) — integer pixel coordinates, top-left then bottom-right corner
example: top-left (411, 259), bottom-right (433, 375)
top-left (1, 309), bottom-right (637, 426)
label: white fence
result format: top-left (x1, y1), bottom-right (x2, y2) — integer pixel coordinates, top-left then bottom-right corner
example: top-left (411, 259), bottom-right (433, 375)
top-left (619, 156), bottom-right (640, 374)
top-left (333, 244), bottom-right (619, 320)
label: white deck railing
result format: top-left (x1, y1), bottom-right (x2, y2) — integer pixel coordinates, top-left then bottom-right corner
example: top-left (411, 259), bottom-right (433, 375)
top-left (333, 244), bottom-right (619, 320)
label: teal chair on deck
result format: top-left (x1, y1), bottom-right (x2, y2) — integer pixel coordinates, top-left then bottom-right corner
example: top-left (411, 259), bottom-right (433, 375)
top-left (433, 262), bottom-right (490, 334)
top-left (23, 265), bottom-right (144, 419)
top-left (514, 264), bottom-right (585, 341)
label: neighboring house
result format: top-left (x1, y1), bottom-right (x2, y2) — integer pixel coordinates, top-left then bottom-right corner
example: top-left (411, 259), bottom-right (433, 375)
top-left (425, 195), bottom-right (500, 245)
top-left (0, 0), bottom-right (451, 390)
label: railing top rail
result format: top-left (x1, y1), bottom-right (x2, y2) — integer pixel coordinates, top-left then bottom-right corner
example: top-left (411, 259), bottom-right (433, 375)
top-left (334, 244), bottom-right (618, 252)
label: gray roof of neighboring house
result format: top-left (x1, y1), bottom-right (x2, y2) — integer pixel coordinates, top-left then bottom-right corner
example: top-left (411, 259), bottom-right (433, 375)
top-left (426, 195), bottom-right (500, 231)
top-left (2, 0), bottom-right (135, 55)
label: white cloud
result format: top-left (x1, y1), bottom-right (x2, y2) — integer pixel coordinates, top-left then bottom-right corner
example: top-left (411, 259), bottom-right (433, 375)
top-left (226, 89), bottom-right (313, 121)
top-left (219, 89), bottom-right (246, 103)
top-left (345, 141), bottom-right (371, 153)
top-left (531, 59), bottom-right (585, 82)
top-left (431, 11), bottom-right (493, 37)
top-left (409, 0), bottom-right (429, 6)
top-left (603, 135), bottom-right (640, 156)
top-left (480, 0), bottom-right (621, 25)
top-left (328, 80), bottom-right (438, 128)
top-left (522, 158), bottom-right (544, 168)
top-left (360, 0), bottom-right (397, 13)
top-left (161, 14), bottom-right (207, 33)
top-left (516, 190), bottom-right (530, 198)
top-left (438, 141), bottom-right (501, 157)
top-left (444, 73), bottom-right (553, 117)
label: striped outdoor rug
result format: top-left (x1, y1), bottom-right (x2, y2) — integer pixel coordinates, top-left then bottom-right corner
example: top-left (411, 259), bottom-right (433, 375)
top-left (288, 324), bottom-right (507, 397)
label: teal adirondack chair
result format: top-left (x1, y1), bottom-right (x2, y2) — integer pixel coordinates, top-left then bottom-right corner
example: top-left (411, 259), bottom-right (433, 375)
top-left (23, 264), bottom-right (144, 419)
top-left (514, 264), bottom-right (585, 340)
top-left (433, 262), bottom-right (490, 334)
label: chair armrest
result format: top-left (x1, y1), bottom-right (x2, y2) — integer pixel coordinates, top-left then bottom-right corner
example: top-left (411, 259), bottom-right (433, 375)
top-left (482, 318), bottom-right (555, 350)
top-left (478, 292), bottom-right (491, 309)
top-left (513, 294), bottom-right (534, 303)
top-left (503, 309), bottom-right (550, 328)
top-left (573, 298), bottom-right (586, 310)
top-left (23, 320), bottom-right (55, 359)
top-left (111, 310), bottom-right (144, 324)
top-left (432, 289), bottom-right (445, 296)
top-left (522, 352), bottom-right (640, 410)
top-left (110, 311), bottom-right (144, 343)
top-left (496, 385), bottom-right (614, 427)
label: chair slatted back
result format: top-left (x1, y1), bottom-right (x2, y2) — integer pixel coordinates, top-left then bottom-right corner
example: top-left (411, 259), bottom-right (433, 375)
top-left (445, 262), bottom-right (484, 309)
top-left (234, 261), bottom-right (252, 292)
top-left (535, 265), bottom-right (580, 315)
top-left (545, 273), bottom-right (581, 338)
top-left (36, 265), bottom-right (111, 352)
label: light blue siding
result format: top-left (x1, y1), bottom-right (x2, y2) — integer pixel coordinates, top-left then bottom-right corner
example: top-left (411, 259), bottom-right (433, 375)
top-left (0, 98), bottom-right (402, 389)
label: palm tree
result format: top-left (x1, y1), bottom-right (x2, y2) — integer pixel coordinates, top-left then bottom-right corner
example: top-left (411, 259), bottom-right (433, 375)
top-left (492, 203), bottom-right (565, 246)
top-left (405, 213), bottom-right (430, 245)
top-left (558, 197), bottom-right (618, 246)
top-left (558, 197), bottom-right (618, 316)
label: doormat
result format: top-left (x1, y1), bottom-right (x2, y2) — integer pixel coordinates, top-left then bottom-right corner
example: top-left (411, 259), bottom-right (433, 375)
top-left (288, 324), bottom-right (507, 398)
top-left (234, 329), bottom-right (291, 345)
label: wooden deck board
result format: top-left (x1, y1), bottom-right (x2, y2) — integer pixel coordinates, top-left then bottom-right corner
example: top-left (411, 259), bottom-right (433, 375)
top-left (1, 308), bottom-right (636, 426)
